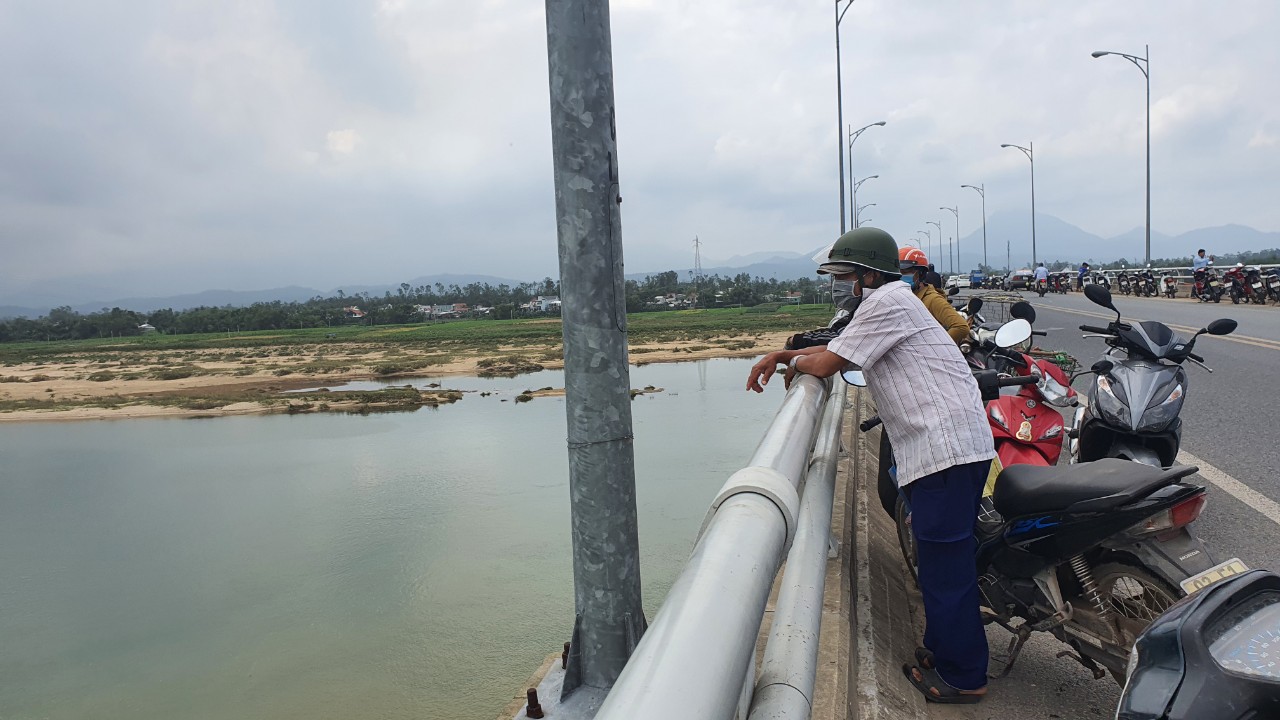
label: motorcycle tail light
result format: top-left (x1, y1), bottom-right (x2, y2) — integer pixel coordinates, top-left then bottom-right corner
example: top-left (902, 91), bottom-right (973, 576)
top-left (1170, 493), bottom-right (1207, 528)
top-left (1128, 493), bottom-right (1206, 536)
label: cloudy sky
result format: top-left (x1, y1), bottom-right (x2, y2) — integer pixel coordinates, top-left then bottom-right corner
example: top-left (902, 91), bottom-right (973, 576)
top-left (2, 0), bottom-right (1277, 300)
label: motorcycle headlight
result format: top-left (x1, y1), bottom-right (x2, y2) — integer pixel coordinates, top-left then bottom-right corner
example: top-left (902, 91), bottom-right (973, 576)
top-left (1137, 382), bottom-right (1183, 432)
top-left (1038, 370), bottom-right (1075, 407)
top-left (1095, 375), bottom-right (1131, 428)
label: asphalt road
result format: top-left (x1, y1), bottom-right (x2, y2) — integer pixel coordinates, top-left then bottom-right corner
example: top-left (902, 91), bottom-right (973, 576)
top-left (909, 288), bottom-right (1280, 719)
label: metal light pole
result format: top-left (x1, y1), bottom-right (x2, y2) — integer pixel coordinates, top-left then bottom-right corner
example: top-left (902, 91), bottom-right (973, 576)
top-left (1001, 142), bottom-right (1037, 266)
top-left (852, 175), bottom-right (878, 228)
top-left (918, 229), bottom-right (932, 265)
top-left (926, 220), bottom-right (942, 274)
top-left (834, 0), bottom-right (855, 234)
top-left (940, 206), bottom-right (958, 274)
top-left (544, 0), bottom-right (646, 700)
top-left (846, 121), bottom-right (886, 229)
top-left (1092, 45), bottom-right (1151, 264)
top-left (856, 203), bottom-right (876, 226)
top-left (961, 183), bottom-right (987, 269)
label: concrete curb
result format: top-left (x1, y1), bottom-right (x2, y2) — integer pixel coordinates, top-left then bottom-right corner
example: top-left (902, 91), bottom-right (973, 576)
top-left (849, 389), bottom-right (928, 720)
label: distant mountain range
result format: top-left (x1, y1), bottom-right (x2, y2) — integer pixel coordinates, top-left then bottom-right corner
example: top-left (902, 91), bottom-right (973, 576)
top-left (3, 217), bottom-right (1277, 319)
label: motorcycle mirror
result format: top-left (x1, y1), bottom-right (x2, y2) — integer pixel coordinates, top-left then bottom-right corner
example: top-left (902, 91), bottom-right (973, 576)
top-left (1091, 359), bottom-right (1114, 375)
top-left (995, 318), bottom-right (1033, 349)
top-left (1084, 283), bottom-right (1116, 311)
top-left (966, 297), bottom-right (984, 313)
top-left (840, 366), bottom-right (867, 387)
top-left (1009, 301), bottom-right (1036, 323)
top-left (1206, 319), bottom-right (1238, 336)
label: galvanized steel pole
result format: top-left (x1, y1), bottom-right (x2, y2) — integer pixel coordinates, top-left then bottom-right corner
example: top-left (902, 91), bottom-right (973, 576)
top-left (544, 0), bottom-right (646, 698)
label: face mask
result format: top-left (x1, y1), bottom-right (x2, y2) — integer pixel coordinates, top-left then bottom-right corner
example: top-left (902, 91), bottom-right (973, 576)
top-left (901, 273), bottom-right (915, 287)
top-left (831, 279), bottom-right (861, 313)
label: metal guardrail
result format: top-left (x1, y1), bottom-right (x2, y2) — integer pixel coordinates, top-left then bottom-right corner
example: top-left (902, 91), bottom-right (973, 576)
top-left (748, 383), bottom-right (846, 719)
top-left (594, 375), bottom-right (844, 720)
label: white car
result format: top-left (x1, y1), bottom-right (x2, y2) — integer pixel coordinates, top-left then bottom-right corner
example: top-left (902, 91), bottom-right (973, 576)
top-left (944, 274), bottom-right (971, 290)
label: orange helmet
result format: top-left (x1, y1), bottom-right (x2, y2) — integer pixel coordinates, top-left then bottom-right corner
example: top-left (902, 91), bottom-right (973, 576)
top-left (898, 246), bottom-right (929, 271)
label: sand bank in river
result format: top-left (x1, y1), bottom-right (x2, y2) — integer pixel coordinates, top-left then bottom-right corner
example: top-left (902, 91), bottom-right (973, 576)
top-left (0, 332), bottom-right (792, 423)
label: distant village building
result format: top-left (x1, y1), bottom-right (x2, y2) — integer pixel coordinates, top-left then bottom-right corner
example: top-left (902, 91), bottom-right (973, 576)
top-left (524, 295), bottom-right (560, 313)
top-left (138, 323), bottom-right (157, 334)
top-left (343, 306), bottom-right (366, 320)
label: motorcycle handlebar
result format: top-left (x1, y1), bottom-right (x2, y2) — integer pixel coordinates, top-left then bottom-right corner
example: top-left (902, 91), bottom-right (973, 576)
top-left (859, 415), bottom-right (883, 432)
top-left (1079, 324), bottom-right (1112, 334)
top-left (1031, 330), bottom-right (1047, 337)
top-left (1189, 351), bottom-right (1205, 363)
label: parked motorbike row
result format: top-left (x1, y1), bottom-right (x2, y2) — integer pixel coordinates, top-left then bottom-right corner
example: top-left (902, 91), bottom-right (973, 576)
top-left (1113, 262), bottom-right (1280, 305)
top-left (1033, 272), bottom-right (1073, 296)
top-left (848, 287), bottom-right (1266, 717)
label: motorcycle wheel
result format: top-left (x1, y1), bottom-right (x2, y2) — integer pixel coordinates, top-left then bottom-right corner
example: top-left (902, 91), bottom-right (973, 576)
top-left (1231, 293), bottom-right (1240, 304)
top-left (1214, 294), bottom-right (1221, 303)
top-left (895, 496), bottom-right (919, 588)
top-left (1090, 562), bottom-right (1181, 684)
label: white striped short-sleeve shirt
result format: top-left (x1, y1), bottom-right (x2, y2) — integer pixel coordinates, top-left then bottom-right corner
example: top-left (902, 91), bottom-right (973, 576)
top-left (827, 281), bottom-right (994, 486)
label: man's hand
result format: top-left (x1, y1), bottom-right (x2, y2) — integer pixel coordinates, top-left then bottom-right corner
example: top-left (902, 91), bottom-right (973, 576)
top-left (747, 351), bottom-right (789, 393)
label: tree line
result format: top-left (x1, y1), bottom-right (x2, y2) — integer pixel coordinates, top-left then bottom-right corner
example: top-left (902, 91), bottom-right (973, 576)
top-left (0, 272), bottom-right (828, 342)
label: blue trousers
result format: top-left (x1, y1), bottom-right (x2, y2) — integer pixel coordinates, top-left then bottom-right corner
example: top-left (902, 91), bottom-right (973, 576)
top-left (904, 460), bottom-right (991, 691)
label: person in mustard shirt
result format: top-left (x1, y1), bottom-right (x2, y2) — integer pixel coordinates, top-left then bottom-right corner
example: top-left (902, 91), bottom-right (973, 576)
top-left (898, 247), bottom-right (969, 345)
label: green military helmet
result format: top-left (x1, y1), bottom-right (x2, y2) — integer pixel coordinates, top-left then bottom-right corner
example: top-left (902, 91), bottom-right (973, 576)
top-left (817, 227), bottom-right (901, 276)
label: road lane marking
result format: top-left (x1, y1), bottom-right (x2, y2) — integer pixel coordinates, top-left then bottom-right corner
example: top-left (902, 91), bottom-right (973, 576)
top-left (1178, 450), bottom-right (1280, 527)
top-left (1034, 302), bottom-right (1280, 352)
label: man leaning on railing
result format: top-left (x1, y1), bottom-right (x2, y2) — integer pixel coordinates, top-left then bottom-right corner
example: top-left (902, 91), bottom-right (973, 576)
top-left (747, 227), bottom-right (996, 705)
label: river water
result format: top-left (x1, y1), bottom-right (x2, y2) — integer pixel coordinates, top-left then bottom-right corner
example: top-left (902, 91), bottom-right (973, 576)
top-left (0, 358), bottom-right (783, 720)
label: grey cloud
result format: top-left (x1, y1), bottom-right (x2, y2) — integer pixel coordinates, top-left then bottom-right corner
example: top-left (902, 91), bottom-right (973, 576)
top-left (2, 0), bottom-right (1279, 302)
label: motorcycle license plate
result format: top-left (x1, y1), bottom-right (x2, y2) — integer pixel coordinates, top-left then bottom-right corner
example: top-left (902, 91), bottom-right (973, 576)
top-left (1253, 282), bottom-right (1263, 289)
top-left (1180, 557), bottom-right (1249, 594)
top-left (1210, 281), bottom-right (1220, 287)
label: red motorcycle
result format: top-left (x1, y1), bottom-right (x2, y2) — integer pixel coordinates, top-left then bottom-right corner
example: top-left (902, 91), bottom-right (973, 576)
top-left (1224, 263), bottom-right (1253, 304)
top-left (985, 349), bottom-right (1077, 468)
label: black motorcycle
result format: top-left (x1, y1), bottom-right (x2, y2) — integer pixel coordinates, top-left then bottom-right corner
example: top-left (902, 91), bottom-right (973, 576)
top-left (1136, 267), bottom-right (1157, 297)
top-left (1118, 569), bottom-right (1274, 719)
top-left (857, 370), bottom-right (1224, 684)
top-left (1069, 284), bottom-right (1236, 467)
top-left (1245, 265), bottom-right (1268, 305)
top-left (1266, 267), bottom-right (1280, 303)
top-left (1117, 270), bottom-right (1132, 296)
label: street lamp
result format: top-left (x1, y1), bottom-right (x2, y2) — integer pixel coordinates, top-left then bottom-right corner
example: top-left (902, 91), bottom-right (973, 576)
top-left (856, 202), bottom-right (876, 226)
top-left (1001, 142), bottom-right (1037, 266)
top-left (846, 121), bottom-right (886, 229)
top-left (926, 220), bottom-right (942, 273)
top-left (852, 175), bottom-right (878, 228)
top-left (961, 184), bottom-right (987, 270)
top-left (918, 229), bottom-right (932, 265)
top-left (834, 0), bottom-right (859, 234)
top-left (940, 206), bottom-right (958, 274)
top-left (1092, 45), bottom-right (1151, 265)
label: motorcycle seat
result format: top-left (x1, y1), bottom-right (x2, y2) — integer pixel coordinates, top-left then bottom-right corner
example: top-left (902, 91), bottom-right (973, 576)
top-left (993, 458), bottom-right (1199, 517)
